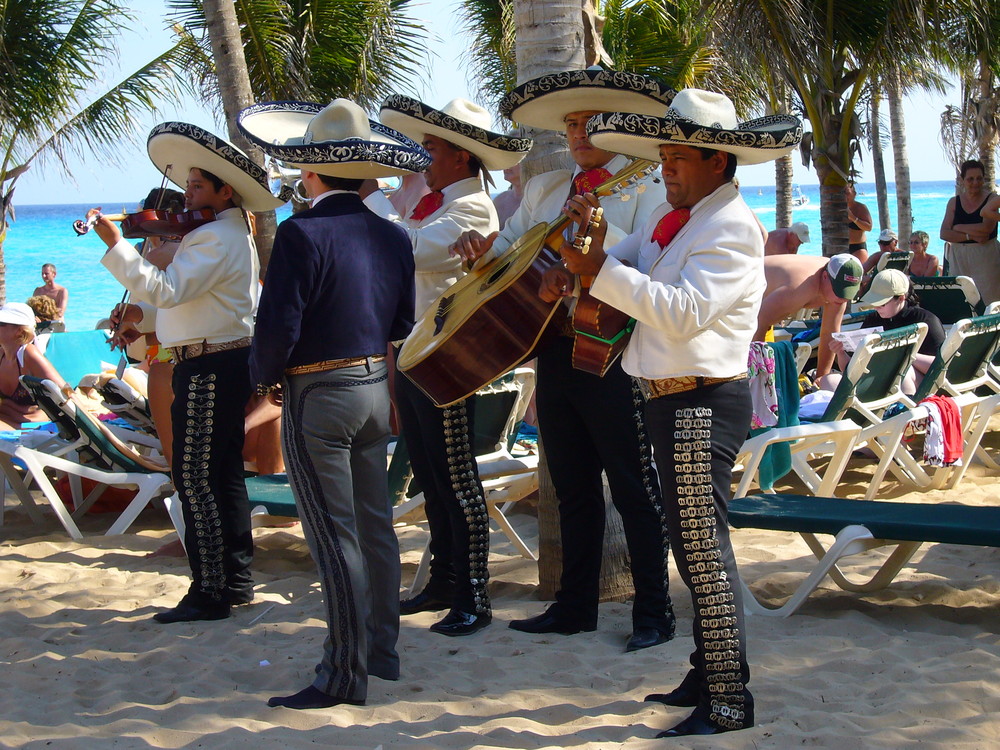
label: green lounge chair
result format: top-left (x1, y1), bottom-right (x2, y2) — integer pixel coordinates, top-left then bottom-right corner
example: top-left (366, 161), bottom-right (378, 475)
top-left (728, 492), bottom-right (1000, 617)
top-left (910, 275), bottom-right (984, 325)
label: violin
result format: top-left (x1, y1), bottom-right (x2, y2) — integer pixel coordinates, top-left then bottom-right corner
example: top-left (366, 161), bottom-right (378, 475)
top-left (73, 208), bottom-right (217, 239)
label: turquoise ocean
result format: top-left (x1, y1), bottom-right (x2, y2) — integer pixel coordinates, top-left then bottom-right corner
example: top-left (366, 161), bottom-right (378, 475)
top-left (3, 180), bottom-right (957, 332)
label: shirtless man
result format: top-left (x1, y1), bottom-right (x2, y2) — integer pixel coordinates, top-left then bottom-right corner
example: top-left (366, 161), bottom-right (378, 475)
top-left (755, 253), bottom-right (863, 379)
top-left (32, 264), bottom-right (68, 321)
top-left (763, 222), bottom-right (809, 255)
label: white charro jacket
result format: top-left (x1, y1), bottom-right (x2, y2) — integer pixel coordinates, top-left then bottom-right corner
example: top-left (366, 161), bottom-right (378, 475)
top-left (101, 207), bottom-right (259, 349)
top-left (591, 181), bottom-right (765, 380)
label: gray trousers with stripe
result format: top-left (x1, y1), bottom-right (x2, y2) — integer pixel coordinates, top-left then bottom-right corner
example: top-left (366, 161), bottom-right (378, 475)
top-left (282, 359), bottom-right (400, 701)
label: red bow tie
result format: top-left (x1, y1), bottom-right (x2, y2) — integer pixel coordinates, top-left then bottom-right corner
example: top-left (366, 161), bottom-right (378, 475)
top-left (572, 168), bottom-right (613, 196)
top-left (409, 191), bottom-right (444, 221)
top-left (652, 208), bottom-right (691, 249)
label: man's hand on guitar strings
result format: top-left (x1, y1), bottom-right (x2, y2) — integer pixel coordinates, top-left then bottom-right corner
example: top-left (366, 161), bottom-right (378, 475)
top-left (538, 264), bottom-right (575, 303)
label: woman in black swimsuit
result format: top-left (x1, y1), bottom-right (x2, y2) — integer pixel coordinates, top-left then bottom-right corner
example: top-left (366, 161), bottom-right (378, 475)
top-left (940, 159), bottom-right (1000, 305)
top-left (0, 302), bottom-right (68, 429)
top-left (845, 182), bottom-right (873, 262)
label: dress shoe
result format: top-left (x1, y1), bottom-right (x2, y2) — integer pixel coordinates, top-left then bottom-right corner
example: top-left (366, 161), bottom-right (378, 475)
top-left (645, 669), bottom-right (700, 707)
top-left (399, 590), bottom-right (452, 615)
top-left (625, 626), bottom-right (674, 653)
top-left (227, 589), bottom-right (255, 606)
top-left (656, 712), bottom-right (750, 738)
top-left (153, 596), bottom-right (230, 624)
top-left (429, 608), bottom-right (491, 636)
top-left (508, 610), bottom-right (596, 635)
top-left (267, 685), bottom-right (365, 710)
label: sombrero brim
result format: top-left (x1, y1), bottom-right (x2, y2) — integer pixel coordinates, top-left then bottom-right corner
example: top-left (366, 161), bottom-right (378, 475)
top-left (586, 111), bottom-right (803, 166)
top-left (380, 95), bottom-right (532, 172)
top-left (500, 69), bottom-right (677, 131)
top-left (237, 101), bottom-right (431, 178)
top-left (147, 122), bottom-right (291, 211)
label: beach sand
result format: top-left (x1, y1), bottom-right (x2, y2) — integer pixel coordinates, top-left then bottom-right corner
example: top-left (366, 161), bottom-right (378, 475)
top-left (2, 449), bottom-right (1000, 749)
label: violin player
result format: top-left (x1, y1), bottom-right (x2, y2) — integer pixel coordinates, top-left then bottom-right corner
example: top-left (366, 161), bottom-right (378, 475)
top-left (450, 69), bottom-right (677, 653)
top-left (86, 122), bottom-right (290, 624)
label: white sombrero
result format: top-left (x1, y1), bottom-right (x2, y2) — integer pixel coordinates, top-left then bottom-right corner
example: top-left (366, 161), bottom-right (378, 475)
top-left (379, 96), bottom-right (533, 171)
top-left (237, 98), bottom-right (431, 178)
top-left (499, 68), bottom-right (677, 131)
top-left (146, 122), bottom-right (291, 211)
top-left (586, 88), bottom-right (803, 166)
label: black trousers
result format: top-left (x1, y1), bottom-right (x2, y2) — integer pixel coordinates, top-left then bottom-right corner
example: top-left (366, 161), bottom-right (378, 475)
top-left (395, 368), bottom-right (490, 615)
top-left (644, 379), bottom-right (754, 730)
top-left (171, 346), bottom-right (253, 605)
top-left (535, 337), bottom-right (672, 631)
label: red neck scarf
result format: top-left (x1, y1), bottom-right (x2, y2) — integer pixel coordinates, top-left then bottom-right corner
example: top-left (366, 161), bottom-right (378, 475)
top-left (409, 191), bottom-right (444, 221)
top-left (652, 208), bottom-right (691, 249)
top-left (572, 168), bottom-right (613, 196)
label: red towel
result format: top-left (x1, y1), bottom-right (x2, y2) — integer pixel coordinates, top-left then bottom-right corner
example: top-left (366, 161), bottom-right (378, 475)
top-left (920, 394), bottom-right (963, 466)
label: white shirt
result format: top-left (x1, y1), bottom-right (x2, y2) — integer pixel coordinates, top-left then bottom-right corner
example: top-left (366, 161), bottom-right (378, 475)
top-left (101, 207), bottom-right (259, 348)
top-left (364, 176), bottom-right (498, 318)
top-left (591, 182), bottom-right (765, 379)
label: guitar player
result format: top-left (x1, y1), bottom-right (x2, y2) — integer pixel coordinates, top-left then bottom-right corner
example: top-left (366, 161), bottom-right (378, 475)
top-left (450, 69), bottom-right (677, 653)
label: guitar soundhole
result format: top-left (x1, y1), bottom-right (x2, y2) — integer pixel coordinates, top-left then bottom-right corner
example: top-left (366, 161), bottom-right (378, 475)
top-left (480, 260), bottom-right (511, 292)
top-left (434, 294), bottom-right (454, 335)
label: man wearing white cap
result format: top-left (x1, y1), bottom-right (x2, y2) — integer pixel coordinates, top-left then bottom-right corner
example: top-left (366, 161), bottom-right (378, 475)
top-left (87, 122), bottom-right (291, 625)
top-left (451, 68), bottom-right (678, 653)
top-left (360, 96), bottom-right (532, 637)
top-left (763, 221), bottom-right (810, 255)
top-left (560, 88), bottom-right (802, 737)
top-left (757, 252), bottom-right (864, 381)
top-left (239, 98), bottom-right (427, 709)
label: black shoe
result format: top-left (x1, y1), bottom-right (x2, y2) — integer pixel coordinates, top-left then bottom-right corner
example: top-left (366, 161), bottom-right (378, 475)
top-left (625, 626), bottom-right (673, 653)
top-left (429, 609), bottom-right (492, 636)
top-left (400, 589), bottom-right (452, 615)
top-left (645, 669), bottom-right (700, 707)
top-left (267, 685), bottom-right (365, 710)
top-left (153, 596), bottom-right (230, 624)
top-left (656, 711), bottom-right (751, 738)
top-left (508, 610), bottom-right (596, 635)
top-left (228, 589), bottom-right (255, 606)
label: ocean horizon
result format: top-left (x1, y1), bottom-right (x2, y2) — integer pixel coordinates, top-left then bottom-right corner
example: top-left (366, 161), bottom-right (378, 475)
top-left (2, 180), bottom-right (960, 332)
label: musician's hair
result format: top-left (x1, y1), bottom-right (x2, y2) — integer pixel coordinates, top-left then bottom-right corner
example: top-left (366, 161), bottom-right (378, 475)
top-left (695, 148), bottom-right (738, 180)
top-left (316, 174), bottom-right (364, 191)
top-left (465, 152), bottom-right (483, 178)
top-left (192, 168), bottom-right (240, 207)
top-left (141, 187), bottom-right (185, 213)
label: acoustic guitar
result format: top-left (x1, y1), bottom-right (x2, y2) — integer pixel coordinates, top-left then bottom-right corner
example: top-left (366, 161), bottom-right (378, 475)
top-left (398, 159), bottom-right (657, 406)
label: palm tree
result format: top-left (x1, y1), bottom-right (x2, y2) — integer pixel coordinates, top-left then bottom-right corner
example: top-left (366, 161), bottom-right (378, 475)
top-left (0, 0), bottom-right (201, 303)
top-left (718, 0), bottom-right (951, 257)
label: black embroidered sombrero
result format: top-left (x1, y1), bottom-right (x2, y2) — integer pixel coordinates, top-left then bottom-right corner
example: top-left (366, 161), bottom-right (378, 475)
top-left (499, 68), bottom-right (677, 131)
top-left (146, 122), bottom-right (292, 211)
top-left (586, 88), bottom-right (803, 166)
top-left (237, 98), bottom-right (431, 178)
top-left (379, 96), bottom-right (533, 171)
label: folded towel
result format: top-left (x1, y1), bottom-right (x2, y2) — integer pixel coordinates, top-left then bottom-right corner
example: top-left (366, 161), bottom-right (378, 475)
top-left (919, 395), bottom-right (963, 467)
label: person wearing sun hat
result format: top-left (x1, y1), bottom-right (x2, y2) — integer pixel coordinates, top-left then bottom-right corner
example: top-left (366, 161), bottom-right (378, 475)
top-left (451, 67), bottom-right (678, 654)
top-left (349, 95), bottom-right (531, 638)
top-left (558, 88), bottom-right (803, 737)
top-left (85, 122), bottom-right (292, 626)
top-left (763, 221), bottom-right (810, 255)
top-left (237, 98), bottom-right (427, 709)
top-left (0, 302), bottom-right (70, 430)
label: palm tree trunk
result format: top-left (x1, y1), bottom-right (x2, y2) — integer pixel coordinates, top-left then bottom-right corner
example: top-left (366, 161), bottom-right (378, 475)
top-left (870, 90), bottom-right (890, 230)
top-left (887, 71), bottom-right (912, 239)
top-left (514, 0), bottom-right (632, 602)
top-left (817, 162), bottom-right (850, 258)
top-left (774, 154), bottom-right (793, 228)
top-left (977, 54), bottom-right (997, 189)
top-left (202, 0), bottom-right (277, 273)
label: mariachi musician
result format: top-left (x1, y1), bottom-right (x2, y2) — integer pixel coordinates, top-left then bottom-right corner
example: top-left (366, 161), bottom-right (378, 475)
top-left (87, 123), bottom-right (289, 624)
top-left (360, 96), bottom-right (532, 636)
top-left (451, 69), bottom-right (677, 652)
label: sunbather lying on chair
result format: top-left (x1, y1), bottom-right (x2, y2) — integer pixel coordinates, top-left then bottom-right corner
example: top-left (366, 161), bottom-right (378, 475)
top-left (0, 302), bottom-right (71, 430)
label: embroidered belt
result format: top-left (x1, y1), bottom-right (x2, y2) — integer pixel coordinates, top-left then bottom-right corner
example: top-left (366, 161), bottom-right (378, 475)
top-left (170, 336), bottom-right (252, 363)
top-left (636, 373), bottom-right (747, 400)
top-left (285, 354), bottom-right (385, 376)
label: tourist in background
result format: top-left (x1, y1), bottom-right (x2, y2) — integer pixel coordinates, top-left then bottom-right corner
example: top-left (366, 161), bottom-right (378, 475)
top-left (32, 263), bottom-right (68, 323)
top-left (907, 230), bottom-right (939, 277)
top-left (940, 159), bottom-right (1000, 304)
top-left (846, 182), bottom-right (873, 263)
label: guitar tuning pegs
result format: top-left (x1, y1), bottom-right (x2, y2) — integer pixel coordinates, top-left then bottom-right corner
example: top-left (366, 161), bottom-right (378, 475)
top-left (620, 193), bottom-right (631, 201)
top-left (635, 185), bottom-right (646, 194)
top-left (593, 207), bottom-right (604, 221)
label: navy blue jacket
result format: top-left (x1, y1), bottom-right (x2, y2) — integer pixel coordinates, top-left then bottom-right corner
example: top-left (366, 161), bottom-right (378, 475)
top-left (251, 192), bottom-right (416, 389)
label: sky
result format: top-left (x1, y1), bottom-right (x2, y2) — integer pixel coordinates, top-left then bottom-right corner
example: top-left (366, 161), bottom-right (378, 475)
top-left (13, 0), bottom-right (963, 206)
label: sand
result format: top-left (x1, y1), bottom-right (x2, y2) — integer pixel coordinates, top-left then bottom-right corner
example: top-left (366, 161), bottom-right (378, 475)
top-left (2, 451), bottom-right (1000, 749)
